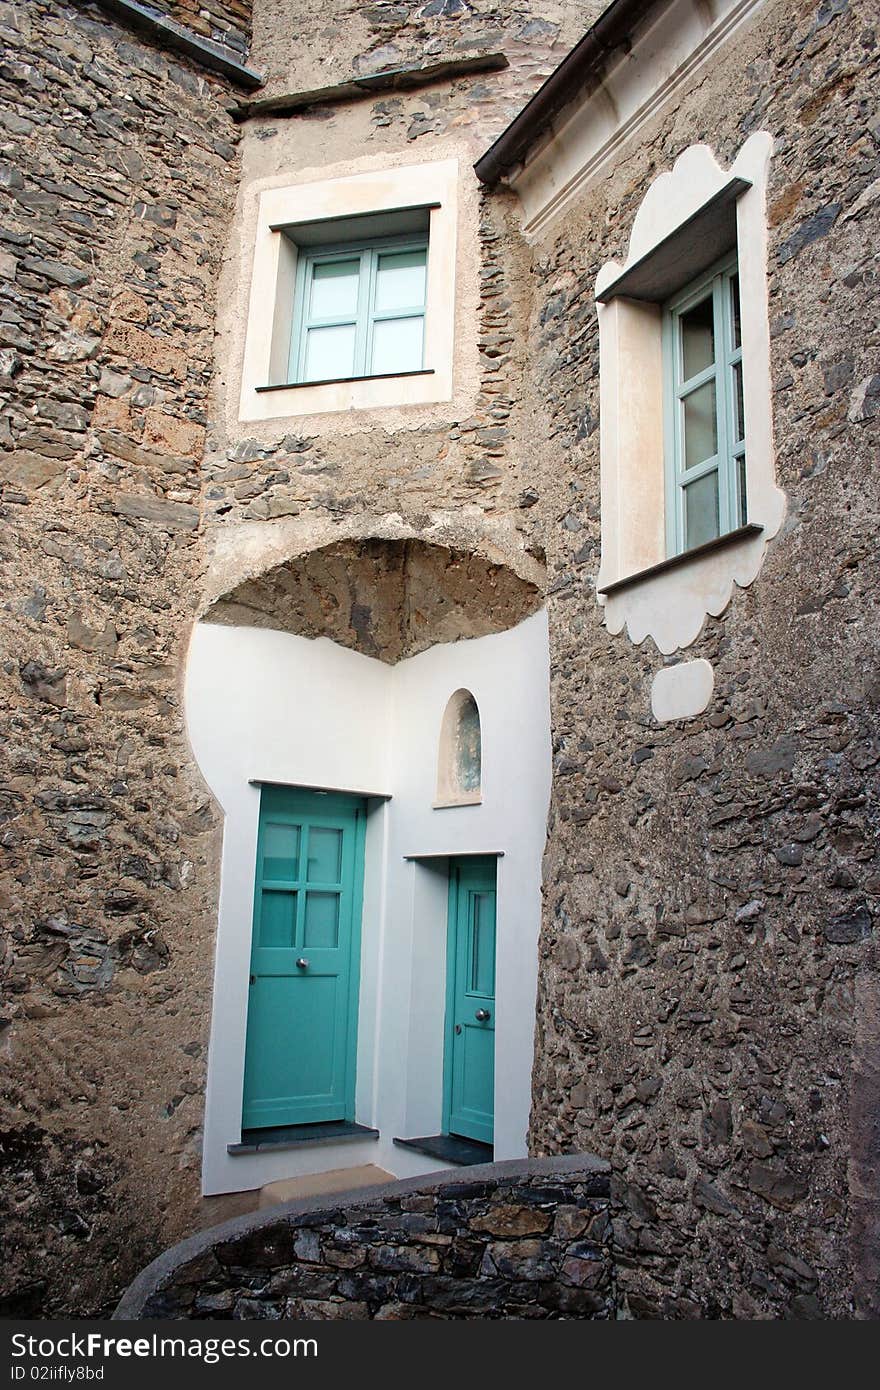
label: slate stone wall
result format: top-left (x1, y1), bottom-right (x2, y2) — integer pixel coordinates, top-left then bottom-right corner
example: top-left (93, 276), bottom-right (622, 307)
top-left (0, 0), bottom-right (242, 1317)
top-left (249, 0), bottom-right (604, 101)
top-left (516, 0), bottom-right (880, 1320)
top-left (121, 1), bottom-right (253, 58)
top-left (116, 1157), bottom-right (666, 1320)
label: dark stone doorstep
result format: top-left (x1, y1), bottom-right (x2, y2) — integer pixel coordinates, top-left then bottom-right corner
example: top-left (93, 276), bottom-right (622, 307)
top-left (228, 1121), bottom-right (379, 1155)
top-left (393, 1134), bottom-right (494, 1166)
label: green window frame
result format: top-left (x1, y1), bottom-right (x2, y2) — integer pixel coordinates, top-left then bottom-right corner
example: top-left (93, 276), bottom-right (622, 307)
top-left (288, 233), bottom-right (428, 385)
top-left (662, 253), bottom-right (746, 556)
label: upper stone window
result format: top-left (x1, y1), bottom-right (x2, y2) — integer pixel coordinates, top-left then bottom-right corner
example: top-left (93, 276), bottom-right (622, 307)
top-left (288, 222), bottom-right (429, 386)
top-left (594, 134), bottom-right (786, 660)
top-left (436, 689), bottom-right (482, 808)
top-left (663, 254), bottom-right (746, 555)
top-left (237, 160), bottom-right (459, 423)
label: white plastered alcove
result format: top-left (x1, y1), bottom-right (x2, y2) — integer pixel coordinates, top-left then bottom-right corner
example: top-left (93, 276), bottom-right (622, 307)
top-left (185, 612), bottom-right (551, 1196)
top-left (435, 688), bottom-right (482, 807)
top-left (595, 133), bottom-right (786, 659)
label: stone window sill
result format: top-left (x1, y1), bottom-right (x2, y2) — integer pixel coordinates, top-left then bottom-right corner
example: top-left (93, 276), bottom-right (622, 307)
top-left (228, 1121), bottom-right (379, 1156)
top-left (256, 369), bottom-right (435, 394)
top-left (403, 850), bottom-right (504, 861)
top-left (598, 523), bottom-right (764, 598)
top-left (393, 1135), bottom-right (493, 1166)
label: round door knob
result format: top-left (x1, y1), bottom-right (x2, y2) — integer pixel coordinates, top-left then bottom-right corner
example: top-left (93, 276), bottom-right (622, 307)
top-left (296, 958), bottom-right (310, 969)
top-left (475, 1008), bottom-right (491, 1022)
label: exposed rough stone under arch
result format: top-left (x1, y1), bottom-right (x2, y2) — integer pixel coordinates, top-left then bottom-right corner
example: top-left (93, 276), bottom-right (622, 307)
top-left (202, 537), bottom-right (544, 663)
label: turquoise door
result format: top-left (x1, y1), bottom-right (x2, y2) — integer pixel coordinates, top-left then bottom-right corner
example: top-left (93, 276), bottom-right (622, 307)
top-left (242, 787), bottom-right (366, 1131)
top-left (444, 857), bottom-right (496, 1146)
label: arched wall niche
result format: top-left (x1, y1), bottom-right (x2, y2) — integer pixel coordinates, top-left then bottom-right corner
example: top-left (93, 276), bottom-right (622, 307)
top-left (436, 688), bottom-right (482, 808)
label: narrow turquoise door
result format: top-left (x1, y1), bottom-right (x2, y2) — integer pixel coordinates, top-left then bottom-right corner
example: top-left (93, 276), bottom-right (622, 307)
top-left (444, 857), bottom-right (496, 1146)
top-left (242, 787), bottom-right (366, 1131)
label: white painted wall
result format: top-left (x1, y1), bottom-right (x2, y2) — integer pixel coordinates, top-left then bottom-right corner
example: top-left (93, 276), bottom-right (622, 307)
top-left (185, 611), bottom-right (551, 1195)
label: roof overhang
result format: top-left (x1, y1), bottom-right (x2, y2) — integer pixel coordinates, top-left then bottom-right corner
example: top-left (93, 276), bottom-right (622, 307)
top-left (474, 0), bottom-right (657, 187)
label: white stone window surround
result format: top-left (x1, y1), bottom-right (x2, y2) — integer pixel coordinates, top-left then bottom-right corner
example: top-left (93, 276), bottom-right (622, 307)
top-left (594, 133), bottom-right (786, 657)
top-left (238, 159), bottom-right (459, 423)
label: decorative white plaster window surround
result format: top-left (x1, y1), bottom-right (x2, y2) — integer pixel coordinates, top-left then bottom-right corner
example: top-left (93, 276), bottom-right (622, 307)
top-left (238, 160), bottom-right (459, 422)
top-left (594, 134), bottom-right (786, 664)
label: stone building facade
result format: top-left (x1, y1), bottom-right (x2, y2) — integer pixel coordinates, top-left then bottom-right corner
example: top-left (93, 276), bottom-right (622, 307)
top-left (1, 0), bottom-right (877, 1319)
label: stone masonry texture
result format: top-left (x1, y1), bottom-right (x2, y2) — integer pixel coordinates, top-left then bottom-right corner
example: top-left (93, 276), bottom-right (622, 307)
top-left (140, 2), bottom-right (252, 58)
top-left (517, 0), bottom-right (880, 1321)
top-left (1, 0), bottom-right (878, 1319)
top-left (117, 1158), bottom-right (630, 1320)
top-left (0, 0), bottom-right (243, 1318)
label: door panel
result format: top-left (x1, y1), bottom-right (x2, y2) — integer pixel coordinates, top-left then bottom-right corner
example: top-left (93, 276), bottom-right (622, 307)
top-left (242, 787), bottom-right (366, 1131)
top-left (445, 858), bottom-right (497, 1146)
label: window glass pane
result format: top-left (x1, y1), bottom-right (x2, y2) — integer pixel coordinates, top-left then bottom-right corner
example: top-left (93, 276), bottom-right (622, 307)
top-left (303, 891), bottom-right (340, 948)
top-left (307, 827), bottom-right (343, 883)
top-left (732, 360), bottom-right (744, 442)
top-left (370, 315), bottom-right (424, 375)
top-left (738, 453), bottom-right (747, 527)
top-left (304, 323), bottom-right (356, 381)
top-left (259, 890), bottom-right (296, 948)
top-left (309, 258), bottom-right (360, 320)
top-left (374, 248), bottom-right (427, 313)
top-left (684, 470), bottom-right (720, 549)
top-left (683, 379), bottom-right (717, 469)
top-left (469, 892), bottom-right (495, 996)
top-left (680, 294), bottom-right (715, 380)
top-left (456, 695), bottom-right (481, 794)
top-left (730, 273), bottom-right (741, 349)
top-left (262, 822), bottom-right (300, 881)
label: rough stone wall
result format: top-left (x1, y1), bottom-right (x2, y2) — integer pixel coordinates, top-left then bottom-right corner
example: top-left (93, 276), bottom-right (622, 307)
top-left (205, 180), bottom-right (535, 530)
top-left (117, 1158), bottom-right (646, 1320)
top-left (250, 0), bottom-right (605, 99)
top-left (199, 10), bottom-right (582, 638)
top-left (205, 9), bottom-right (593, 539)
top-left (519, 0), bottom-right (880, 1319)
top-left (123, 0), bottom-right (253, 57)
top-left (0, 0), bottom-right (242, 1317)
top-left (0, 0), bottom-right (610, 1321)
top-left (206, 538), bottom-right (542, 662)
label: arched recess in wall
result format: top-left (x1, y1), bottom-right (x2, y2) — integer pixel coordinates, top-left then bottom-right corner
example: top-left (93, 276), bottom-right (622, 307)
top-left (436, 689), bottom-right (482, 808)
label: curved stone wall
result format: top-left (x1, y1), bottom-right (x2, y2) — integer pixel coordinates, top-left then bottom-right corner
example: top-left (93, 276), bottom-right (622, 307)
top-left (117, 1156), bottom-right (628, 1320)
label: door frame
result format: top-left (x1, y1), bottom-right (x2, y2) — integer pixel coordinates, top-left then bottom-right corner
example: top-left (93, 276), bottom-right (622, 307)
top-left (441, 855), bottom-right (497, 1143)
top-left (242, 785), bottom-right (368, 1130)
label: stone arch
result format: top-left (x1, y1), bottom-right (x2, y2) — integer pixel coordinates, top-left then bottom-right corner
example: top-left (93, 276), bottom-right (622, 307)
top-left (436, 689), bottom-right (482, 807)
top-left (200, 533), bottom-right (544, 664)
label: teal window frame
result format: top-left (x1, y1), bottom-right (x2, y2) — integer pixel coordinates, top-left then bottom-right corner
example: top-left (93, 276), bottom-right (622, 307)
top-left (662, 252), bottom-right (746, 557)
top-left (288, 233), bottom-right (429, 385)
